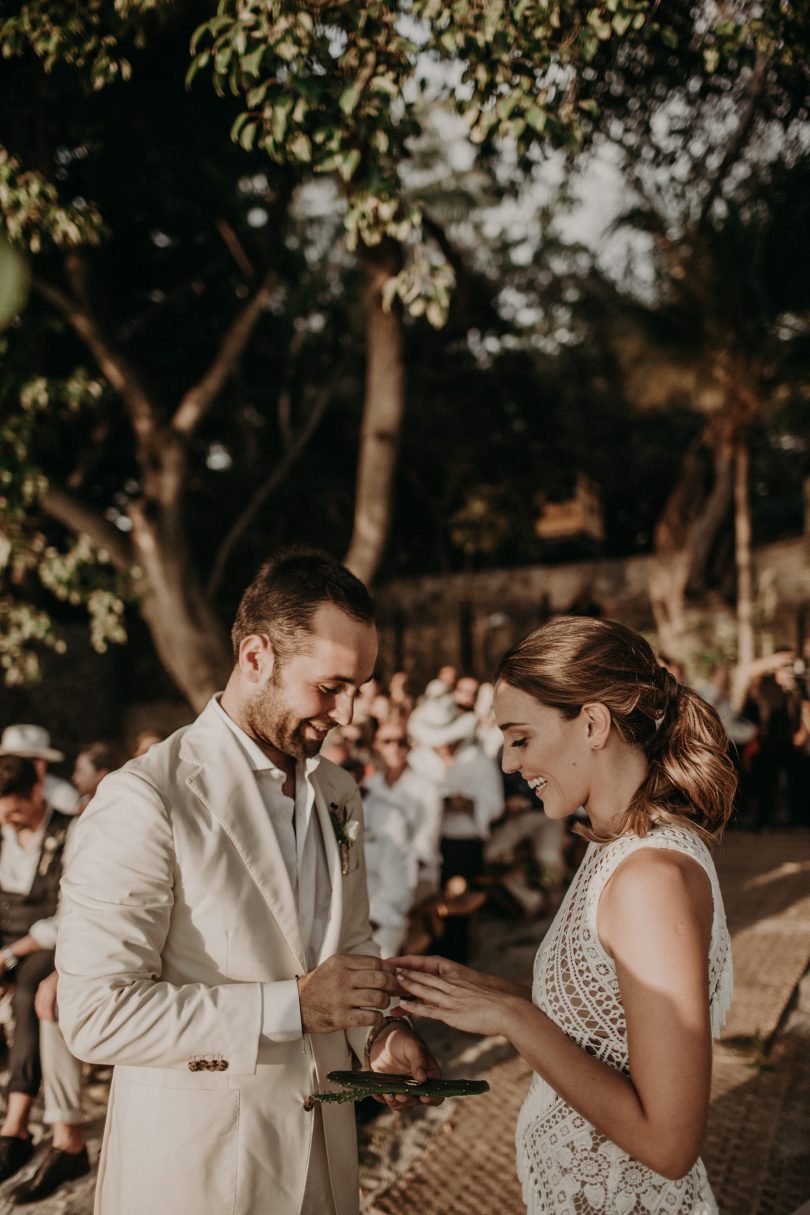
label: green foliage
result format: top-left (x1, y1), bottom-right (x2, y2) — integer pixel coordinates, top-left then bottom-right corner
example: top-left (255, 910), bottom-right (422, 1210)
top-left (0, 363), bottom-right (133, 682)
top-left (0, 0), bottom-right (169, 89)
top-left (0, 150), bottom-right (106, 253)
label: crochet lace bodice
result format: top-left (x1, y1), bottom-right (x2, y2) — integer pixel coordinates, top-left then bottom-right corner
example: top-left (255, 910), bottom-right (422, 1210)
top-left (515, 822), bottom-right (733, 1215)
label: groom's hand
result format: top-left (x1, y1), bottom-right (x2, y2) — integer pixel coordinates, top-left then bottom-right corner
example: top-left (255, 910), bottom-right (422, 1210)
top-left (369, 1022), bottom-right (443, 1109)
top-left (298, 954), bottom-right (398, 1034)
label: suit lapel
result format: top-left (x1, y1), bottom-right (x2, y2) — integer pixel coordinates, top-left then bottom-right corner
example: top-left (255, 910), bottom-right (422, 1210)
top-left (182, 704), bottom-right (306, 969)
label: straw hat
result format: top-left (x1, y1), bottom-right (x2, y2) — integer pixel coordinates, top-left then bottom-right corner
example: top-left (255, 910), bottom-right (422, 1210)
top-left (0, 725), bottom-right (64, 763)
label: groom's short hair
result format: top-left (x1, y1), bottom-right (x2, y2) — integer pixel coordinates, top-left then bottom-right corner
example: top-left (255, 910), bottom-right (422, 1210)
top-left (231, 548), bottom-right (375, 663)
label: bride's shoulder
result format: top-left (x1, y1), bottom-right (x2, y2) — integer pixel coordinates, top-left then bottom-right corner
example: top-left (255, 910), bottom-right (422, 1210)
top-left (599, 839), bottom-right (713, 939)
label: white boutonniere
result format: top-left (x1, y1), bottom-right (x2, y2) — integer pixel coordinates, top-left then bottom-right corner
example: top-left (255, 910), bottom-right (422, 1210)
top-left (329, 801), bottom-right (361, 876)
top-left (38, 833), bottom-right (63, 878)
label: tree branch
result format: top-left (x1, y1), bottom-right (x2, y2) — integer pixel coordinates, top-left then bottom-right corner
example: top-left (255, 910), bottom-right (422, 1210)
top-left (172, 266), bottom-right (276, 437)
top-left (39, 483), bottom-right (135, 576)
top-left (697, 52), bottom-right (768, 229)
top-left (32, 265), bottom-right (159, 450)
top-left (216, 218), bottom-right (256, 280)
top-left (206, 370), bottom-right (340, 599)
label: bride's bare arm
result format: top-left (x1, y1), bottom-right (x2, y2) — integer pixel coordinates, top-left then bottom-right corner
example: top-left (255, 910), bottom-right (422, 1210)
top-left (398, 849), bottom-right (713, 1181)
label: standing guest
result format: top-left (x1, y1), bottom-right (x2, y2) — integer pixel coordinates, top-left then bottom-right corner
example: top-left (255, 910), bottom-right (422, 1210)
top-left (0, 757), bottom-right (79, 1186)
top-left (56, 550), bottom-right (439, 1215)
top-left (408, 696), bottom-right (503, 960)
top-left (0, 727), bottom-right (80, 815)
top-left (366, 724), bottom-right (442, 896)
top-left (397, 616), bottom-right (736, 1215)
top-left (409, 695), bottom-right (503, 887)
top-left (71, 741), bottom-right (126, 811)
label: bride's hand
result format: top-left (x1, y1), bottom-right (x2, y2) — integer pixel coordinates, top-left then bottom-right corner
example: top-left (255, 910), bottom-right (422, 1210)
top-left (396, 967), bottom-right (521, 1038)
top-left (391, 954), bottom-right (483, 986)
top-left (392, 955), bottom-right (532, 1002)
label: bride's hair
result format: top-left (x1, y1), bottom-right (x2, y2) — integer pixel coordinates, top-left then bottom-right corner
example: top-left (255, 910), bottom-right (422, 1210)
top-left (495, 615), bottom-right (737, 843)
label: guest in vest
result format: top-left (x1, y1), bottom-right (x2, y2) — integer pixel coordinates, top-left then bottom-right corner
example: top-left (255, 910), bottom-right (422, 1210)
top-left (10, 742), bottom-right (124, 1203)
top-left (0, 756), bottom-right (75, 1184)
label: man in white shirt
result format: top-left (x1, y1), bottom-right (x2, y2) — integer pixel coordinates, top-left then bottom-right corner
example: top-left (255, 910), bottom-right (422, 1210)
top-left (408, 694), bottom-right (504, 960)
top-left (56, 550), bottom-right (439, 1215)
top-left (365, 723), bottom-right (443, 896)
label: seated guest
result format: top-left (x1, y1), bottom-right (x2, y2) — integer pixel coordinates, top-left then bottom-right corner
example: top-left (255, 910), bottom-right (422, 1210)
top-left (0, 726), bottom-right (80, 816)
top-left (10, 740), bottom-right (126, 1202)
top-left (0, 757), bottom-right (84, 1187)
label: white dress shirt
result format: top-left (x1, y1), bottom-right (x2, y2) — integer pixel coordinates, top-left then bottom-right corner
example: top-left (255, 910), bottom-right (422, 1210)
top-left (364, 766), bottom-right (443, 889)
top-left (212, 697), bottom-right (332, 1042)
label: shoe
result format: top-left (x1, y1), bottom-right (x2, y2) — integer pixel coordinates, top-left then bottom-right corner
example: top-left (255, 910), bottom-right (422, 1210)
top-left (0, 1135), bottom-right (33, 1182)
top-left (11, 1145), bottom-right (89, 1203)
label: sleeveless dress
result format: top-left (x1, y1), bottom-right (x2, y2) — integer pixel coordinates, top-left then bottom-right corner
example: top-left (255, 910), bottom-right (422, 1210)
top-left (515, 822), bottom-right (733, 1215)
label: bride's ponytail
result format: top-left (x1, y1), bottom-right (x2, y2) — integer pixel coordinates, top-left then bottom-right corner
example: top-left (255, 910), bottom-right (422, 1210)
top-left (623, 672), bottom-right (738, 842)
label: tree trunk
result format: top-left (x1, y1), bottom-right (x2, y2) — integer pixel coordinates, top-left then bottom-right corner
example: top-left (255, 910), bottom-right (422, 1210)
top-left (648, 419), bottom-right (734, 658)
top-left (343, 240), bottom-right (405, 586)
top-left (130, 500), bottom-right (232, 711)
top-left (732, 432), bottom-right (755, 711)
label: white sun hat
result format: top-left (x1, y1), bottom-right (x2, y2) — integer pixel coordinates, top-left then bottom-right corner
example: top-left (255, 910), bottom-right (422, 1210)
top-left (408, 696), bottom-right (477, 748)
top-left (0, 724), bottom-right (64, 763)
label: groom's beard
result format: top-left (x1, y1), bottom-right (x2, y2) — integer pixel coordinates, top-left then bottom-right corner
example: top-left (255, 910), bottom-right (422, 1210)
top-left (243, 670), bottom-right (327, 762)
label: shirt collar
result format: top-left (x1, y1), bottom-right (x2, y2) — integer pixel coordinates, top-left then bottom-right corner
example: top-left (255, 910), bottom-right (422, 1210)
top-left (212, 694), bottom-right (321, 779)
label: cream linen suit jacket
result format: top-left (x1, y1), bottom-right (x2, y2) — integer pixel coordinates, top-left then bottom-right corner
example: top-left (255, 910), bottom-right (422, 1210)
top-left (56, 699), bottom-right (378, 1215)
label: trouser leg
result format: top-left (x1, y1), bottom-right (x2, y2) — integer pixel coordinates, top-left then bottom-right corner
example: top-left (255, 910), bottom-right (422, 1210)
top-left (40, 1019), bottom-right (83, 1125)
top-left (7, 951), bottom-right (55, 1098)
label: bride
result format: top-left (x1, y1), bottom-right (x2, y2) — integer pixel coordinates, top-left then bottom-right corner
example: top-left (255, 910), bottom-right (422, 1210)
top-left (396, 616), bottom-right (735, 1215)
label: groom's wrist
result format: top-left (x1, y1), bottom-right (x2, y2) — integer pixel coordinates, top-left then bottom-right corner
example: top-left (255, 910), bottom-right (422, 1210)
top-left (364, 1015), bottom-right (401, 1068)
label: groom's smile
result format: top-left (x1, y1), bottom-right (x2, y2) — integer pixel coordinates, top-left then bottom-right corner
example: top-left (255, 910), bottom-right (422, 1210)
top-left (240, 602), bottom-right (378, 766)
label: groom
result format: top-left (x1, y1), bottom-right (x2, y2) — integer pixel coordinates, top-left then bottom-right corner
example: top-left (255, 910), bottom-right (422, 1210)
top-left (56, 550), bottom-right (438, 1215)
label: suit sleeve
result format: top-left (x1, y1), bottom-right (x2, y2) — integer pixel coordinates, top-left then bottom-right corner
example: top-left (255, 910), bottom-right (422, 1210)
top-left (56, 770), bottom-right (262, 1074)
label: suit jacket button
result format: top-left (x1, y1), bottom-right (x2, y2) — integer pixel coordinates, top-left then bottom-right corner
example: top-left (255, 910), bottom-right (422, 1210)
top-left (303, 1097), bottom-right (315, 1111)
top-left (188, 1059), bottom-right (201, 1072)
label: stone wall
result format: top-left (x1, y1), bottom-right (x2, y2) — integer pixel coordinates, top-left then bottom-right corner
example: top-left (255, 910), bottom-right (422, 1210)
top-left (375, 535), bottom-right (810, 685)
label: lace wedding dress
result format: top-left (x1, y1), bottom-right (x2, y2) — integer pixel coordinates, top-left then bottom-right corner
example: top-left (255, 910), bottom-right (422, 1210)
top-left (515, 822), bottom-right (733, 1214)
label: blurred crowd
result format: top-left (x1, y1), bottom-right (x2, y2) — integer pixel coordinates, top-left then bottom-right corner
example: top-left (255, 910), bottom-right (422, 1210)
top-left (0, 644), bottom-right (807, 1202)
